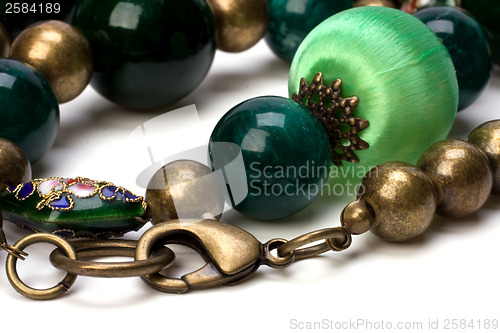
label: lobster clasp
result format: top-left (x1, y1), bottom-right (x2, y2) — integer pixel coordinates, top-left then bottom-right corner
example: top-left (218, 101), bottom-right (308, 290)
top-left (135, 219), bottom-right (263, 293)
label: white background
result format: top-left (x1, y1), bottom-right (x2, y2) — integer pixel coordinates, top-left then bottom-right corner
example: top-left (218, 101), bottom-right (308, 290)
top-left (1, 38), bottom-right (500, 332)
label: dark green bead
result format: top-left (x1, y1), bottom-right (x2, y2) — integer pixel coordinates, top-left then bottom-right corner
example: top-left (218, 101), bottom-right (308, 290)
top-left (414, 7), bottom-right (493, 111)
top-left (72, 0), bottom-right (216, 109)
top-left (489, 31), bottom-right (500, 65)
top-left (209, 96), bottom-right (331, 220)
top-left (0, 0), bottom-right (79, 38)
top-left (0, 59), bottom-right (59, 163)
top-left (265, 0), bottom-right (353, 62)
top-left (0, 178), bottom-right (147, 238)
top-left (462, 0), bottom-right (500, 34)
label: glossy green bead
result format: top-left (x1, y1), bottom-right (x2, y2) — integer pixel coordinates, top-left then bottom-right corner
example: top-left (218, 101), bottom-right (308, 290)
top-left (265, 0), bottom-right (353, 62)
top-left (414, 7), bottom-right (493, 111)
top-left (209, 96), bottom-right (331, 220)
top-left (72, 0), bottom-right (216, 109)
top-left (0, 178), bottom-right (148, 238)
top-left (461, 0), bottom-right (500, 34)
top-left (0, 59), bottom-right (59, 164)
top-left (289, 7), bottom-right (458, 181)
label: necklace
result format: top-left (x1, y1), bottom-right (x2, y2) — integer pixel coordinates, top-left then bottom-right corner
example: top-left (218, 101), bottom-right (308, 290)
top-left (1, 2), bottom-right (500, 331)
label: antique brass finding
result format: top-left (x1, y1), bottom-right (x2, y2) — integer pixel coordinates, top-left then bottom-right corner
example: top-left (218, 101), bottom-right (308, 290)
top-left (0, 214), bottom-right (28, 259)
top-left (49, 239), bottom-right (175, 278)
top-left (135, 219), bottom-right (263, 293)
top-left (5, 233), bottom-right (78, 300)
top-left (136, 219), bottom-right (352, 294)
top-left (277, 227), bottom-right (352, 260)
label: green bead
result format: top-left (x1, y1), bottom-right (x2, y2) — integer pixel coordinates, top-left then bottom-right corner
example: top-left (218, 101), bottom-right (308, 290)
top-left (0, 177), bottom-right (147, 238)
top-left (72, 0), bottom-right (216, 109)
top-left (461, 0), bottom-right (500, 34)
top-left (289, 7), bottom-right (458, 182)
top-left (414, 7), bottom-right (493, 111)
top-left (0, 59), bottom-right (59, 164)
top-left (490, 32), bottom-right (500, 65)
top-left (265, 0), bottom-right (353, 62)
top-left (209, 96), bottom-right (331, 220)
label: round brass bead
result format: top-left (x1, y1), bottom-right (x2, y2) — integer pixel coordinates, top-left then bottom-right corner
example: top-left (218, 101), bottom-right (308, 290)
top-left (468, 120), bottom-right (500, 194)
top-left (341, 199), bottom-right (374, 235)
top-left (0, 22), bottom-right (10, 58)
top-left (354, 0), bottom-right (398, 8)
top-left (10, 20), bottom-right (93, 104)
top-left (206, 0), bottom-right (269, 52)
top-left (145, 160), bottom-right (225, 224)
top-left (358, 161), bottom-right (437, 242)
top-left (417, 139), bottom-right (493, 217)
top-left (0, 138), bottom-right (31, 191)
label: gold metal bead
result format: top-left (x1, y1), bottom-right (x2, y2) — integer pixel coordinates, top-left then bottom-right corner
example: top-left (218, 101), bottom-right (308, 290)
top-left (417, 139), bottom-right (493, 217)
top-left (358, 162), bottom-right (437, 242)
top-left (468, 120), bottom-right (500, 194)
top-left (206, 0), bottom-right (269, 52)
top-left (0, 138), bottom-right (31, 191)
top-left (341, 199), bottom-right (374, 235)
top-left (10, 20), bottom-right (93, 104)
top-left (0, 22), bottom-right (10, 58)
top-left (354, 0), bottom-right (398, 8)
top-left (145, 160), bottom-right (225, 224)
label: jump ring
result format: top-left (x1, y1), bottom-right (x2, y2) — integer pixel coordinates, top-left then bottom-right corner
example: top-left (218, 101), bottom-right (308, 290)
top-left (277, 228), bottom-right (351, 261)
top-left (263, 238), bottom-right (294, 269)
top-left (5, 233), bottom-right (78, 300)
top-left (49, 239), bottom-right (175, 278)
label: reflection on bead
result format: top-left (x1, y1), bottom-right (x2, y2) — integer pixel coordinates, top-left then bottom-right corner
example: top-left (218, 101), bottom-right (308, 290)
top-left (145, 160), bottom-right (225, 224)
top-left (401, 0), bottom-right (460, 14)
top-left (341, 199), bottom-right (374, 235)
top-left (358, 162), bottom-right (437, 242)
top-left (0, 22), bottom-right (9, 58)
top-left (468, 120), bottom-right (500, 194)
top-left (265, 0), bottom-right (352, 62)
top-left (354, 0), bottom-right (397, 8)
top-left (10, 20), bottom-right (93, 104)
top-left (417, 139), bottom-right (493, 217)
top-left (0, 139), bottom-right (31, 191)
top-left (209, 96), bottom-right (331, 220)
top-left (414, 7), bottom-right (493, 111)
top-left (0, 59), bottom-right (59, 164)
top-left (73, 0), bottom-right (216, 109)
top-left (206, 0), bottom-right (268, 52)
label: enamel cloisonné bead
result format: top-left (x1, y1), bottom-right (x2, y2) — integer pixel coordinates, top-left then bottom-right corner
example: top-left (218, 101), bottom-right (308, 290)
top-left (0, 177), bottom-right (148, 238)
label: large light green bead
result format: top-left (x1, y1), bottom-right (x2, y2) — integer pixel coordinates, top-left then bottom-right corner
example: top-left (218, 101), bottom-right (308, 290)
top-left (289, 7), bottom-right (458, 182)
